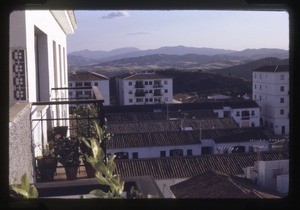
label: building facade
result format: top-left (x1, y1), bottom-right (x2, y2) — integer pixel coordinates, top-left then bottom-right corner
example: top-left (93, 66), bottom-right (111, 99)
top-left (68, 71), bottom-right (110, 105)
top-left (252, 65), bottom-right (289, 135)
top-left (116, 72), bottom-right (173, 105)
top-left (9, 10), bottom-right (77, 182)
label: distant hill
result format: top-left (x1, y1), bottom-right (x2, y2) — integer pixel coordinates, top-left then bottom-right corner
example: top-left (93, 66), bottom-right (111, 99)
top-left (210, 57), bottom-right (289, 79)
top-left (68, 46), bottom-right (289, 73)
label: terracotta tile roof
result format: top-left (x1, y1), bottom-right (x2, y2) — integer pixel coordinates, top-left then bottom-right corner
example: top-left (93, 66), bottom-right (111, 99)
top-left (107, 118), bottom-right (238, 134)
top-left (253, 65), bottom-right (289, 72)
top-left (107, 127), bottom-right (267, 149)
top-left (115, 151), bottom-right (289, 179)
top-left (105, 110), bottom-right (216, 123)
top-left (69, 71), bottom-right (109, 81)
top-left (120, 73), bottom-right (172, 80)
top-left (170, 170), bottom-right (281, 198)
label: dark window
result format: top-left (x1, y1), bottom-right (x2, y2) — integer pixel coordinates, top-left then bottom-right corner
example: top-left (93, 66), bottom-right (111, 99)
top-left (280, 98), bottom-right (284, 103)
top-left (170, 149), bottom-right (183, 157)
top-left (251, 110), bottom-right (255, 116)
top-left (132, 152), bottom-right (138, 159)
top-left (160, 151), bottom-right (166, 157)
top-left (201, 147), bottom-right (212, 155)
top-left (242, 110), bottom-right (250, 120)
top-left (149, 81), bottom-right (153, 85)
top-left (84, 82), bottom-right (91, 86)
top-left (164, 89), bottom-right (168, 93)
top-left (280, 86), bottom-right (284, 91)
top-left (223, 111), bottom-right (230, 117)
top-left (145, 81), bottom-right (148, 85)
top-left (232, 146), bottom-right (245, 153)
top-left (94, 82), bottom-right (98, 86)
top-left (129, 99), bottom-right (133, 103)
top-left (128, 81), bottom-right (132, 86)
top-left (236, 111), bottom-right (240, 117)
top-left (249, 146), bottom-right (254, 152)
top-left (115, 152), bottom-right (129, 160)
top-left (280, 109), bottom-right (284, 115)
top-left (129, 90), bottom-right (133, 94)
top-left (75, 82), bottom-right (82, 87)
top-left (187, 149), bottom-right (193, 156)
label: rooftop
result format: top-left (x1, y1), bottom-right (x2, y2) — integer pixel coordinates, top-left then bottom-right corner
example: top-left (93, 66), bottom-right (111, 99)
top-left (170, 170), bottom-right (281, 198)
top-left (107, 127), bottom-right (267, 149)
top-left (69, 71), bottom-right (109, 81)
top-left (115, 151), bottom-right (289, 179)
top-left (107, 118), bottom-right (238, 134)
top-left (119, 73), bottom-right (172, 80)
top-left (253, 65), bottom-right (289, 72)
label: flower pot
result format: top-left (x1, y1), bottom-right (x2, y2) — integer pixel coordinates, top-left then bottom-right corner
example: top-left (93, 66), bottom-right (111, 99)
top-left (84, 162), bottom-right (96, 178)
top-left (65, 166), bottom-right (79, 180)
top-left (36, 157), bottom-right (57, 182)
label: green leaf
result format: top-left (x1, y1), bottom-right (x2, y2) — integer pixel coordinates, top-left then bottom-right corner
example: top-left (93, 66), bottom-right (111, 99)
top-left (81, 138), bottom-right (91, 148)
top-left (90, 189), bottom-right (107, 198)
top-left (28, 186), bottom-right (38, 198)
top-left (95, 173), bottom-right (109, 186)
top-left (20, 173), bottom-right (30, 192)
top-left (10, 186), bottom-right (29, 198)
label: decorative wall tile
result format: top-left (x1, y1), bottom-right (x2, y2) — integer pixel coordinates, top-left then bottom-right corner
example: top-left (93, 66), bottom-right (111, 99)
top-left (11, 49), bottom-right (27, 101)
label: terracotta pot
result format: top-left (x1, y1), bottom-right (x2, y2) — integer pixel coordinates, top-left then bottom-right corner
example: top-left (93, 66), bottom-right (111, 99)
top-left (36, 157), bottom-right (57, 182)
top-left (65, 166), bottom-right (79, 180)
top-left (84, 162), bottom-right (96, 178)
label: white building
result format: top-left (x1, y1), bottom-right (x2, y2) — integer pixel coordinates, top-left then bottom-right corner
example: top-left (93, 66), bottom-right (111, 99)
top-left (9, 10), bottom-right (77, 182)
top-left (212, 100), bottom-right (260, 128)
top-left (116, 72), bottom-right (173, 105)
top-left (68, 71), bottom-right (110, 105)
top-left (252, 65), bottom-right (289, 135)
top-left (243, 159), bottom-right (289, 194)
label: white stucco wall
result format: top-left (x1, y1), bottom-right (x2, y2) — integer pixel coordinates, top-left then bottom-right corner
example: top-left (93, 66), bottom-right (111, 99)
top-left (155, 178), bottom-right (187, 198)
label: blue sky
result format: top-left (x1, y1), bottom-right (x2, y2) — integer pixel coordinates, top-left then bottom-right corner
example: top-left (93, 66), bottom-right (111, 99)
top-left (67, 10), bottom-right (289, 53)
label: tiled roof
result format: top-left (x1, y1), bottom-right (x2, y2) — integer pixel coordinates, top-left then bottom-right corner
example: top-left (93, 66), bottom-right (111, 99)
top-left (107, 127), bottom-right (267, 149)
top-left (104, 100), bottom-right (259, 114)
top-left (105, 110), bottom-right (216, 123)
top-left (69, 71), bottom-right (109, 81)
top-left (170, 170), bottom-right (281, 198)
top-left (253, 65), bottom-right (289, 72)
top-left (107, 118), bottom-right (238, 134)
top-left (115, 151), bottom-right (289, 179)
top-left (121, 73), bottom-right (172, 80)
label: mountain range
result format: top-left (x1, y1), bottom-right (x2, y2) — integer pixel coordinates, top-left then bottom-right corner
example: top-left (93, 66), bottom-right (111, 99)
top-left (68, 45), bottom-right (288, 68)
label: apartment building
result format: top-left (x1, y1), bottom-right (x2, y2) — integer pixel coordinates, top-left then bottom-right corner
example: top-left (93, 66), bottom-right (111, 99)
top-left (252, 65), bottom-right (289, 135)
top-left (9, 10), bottom-right (77, 182)
top-left (68, 71), bottom-right (110, 105)
top-left (116, 72), bottom-right (173, 105)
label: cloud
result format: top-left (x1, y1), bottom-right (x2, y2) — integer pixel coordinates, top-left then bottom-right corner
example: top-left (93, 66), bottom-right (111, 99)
top-left (127, 32), bottom-right (151, 35)
top-left (101, 11), bottom-right (130, 19)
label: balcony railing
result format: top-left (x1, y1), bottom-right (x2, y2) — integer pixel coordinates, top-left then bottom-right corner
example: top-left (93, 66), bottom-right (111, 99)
top-left (135, 91), bottom-right (146, 97)
top-left (31, 86), bottom-right (106, 182)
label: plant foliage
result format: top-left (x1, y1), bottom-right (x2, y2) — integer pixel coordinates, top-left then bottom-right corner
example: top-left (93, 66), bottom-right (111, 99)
top-left (10, 173), bottom-right (38, 198)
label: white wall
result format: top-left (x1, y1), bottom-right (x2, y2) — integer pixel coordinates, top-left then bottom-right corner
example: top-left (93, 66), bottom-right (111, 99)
top-left (155, 178), bottom-right (187, 198)
top-left (277, 174), bottom-right (289, 194)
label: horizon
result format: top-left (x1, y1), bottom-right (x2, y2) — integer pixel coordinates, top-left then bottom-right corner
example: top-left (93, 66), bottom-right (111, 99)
top-left (68, 45), bottom-right (288, 54)
top-left (67, 10), bottom-right (289, 53)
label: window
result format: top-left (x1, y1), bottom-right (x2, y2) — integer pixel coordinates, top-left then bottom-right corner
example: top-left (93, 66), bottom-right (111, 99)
top-left (201, 147), bottom-right (213, 155)
top-left (132, 152), bottom-right (139, 159)
top-left (136, 98), bottom-right (143, 103)
top-left (280, 98), bottom-right (284, 103)
top-left (75, 82), bottom-right (82, 87)
top-left (273, 168), bottom-right (283, 178)
top-left (187, 149), bottom-right (193, 156)
top-left (149, 98), bottom-right (153, 102)
top-left (145, 81), bottom-right (148, 85)
top-left (260, 85), bottom-right (262, 90)
top-left (232, 146), bottom-right (245, 153)
top-left (254, 95), bottom-right (257, 100)
top-left (164, 80), bottom-right (168, 85)
top-left (129, 90), bottom-right (133, 94)
top-left (280, 86), bottom-right (284, 91)
top-left (128, 81), bottom-right (132, 86)
top-left (145, 98), bottom-right (148, 102)
top-left (241, 110), bottom-right (250, 120)
top-left (280, 74), bottom-right (284, 80)
top-left (115, 152), bottom-right (129, 160)
top-left (160, 151), bottom-right (166, 157)
top-left (236, 111), bottom-right (240, 117)
top-left (129, 99), bottom-right (133, 103)
top-left (149, 90), bottom-right (153, 94)
top-left (254, 84), bottom-right (257, 89)
top-left (260, 95), bottom-right (262, 101)
top-left (170, 149), bottom-right (183, 157)
top-left (94, 82), bottom-right (98, 86)
top-left (84, 82), bottom-right (91, 86)
top-left (280, 109), bottom-right (284, 115)
top-left (251, 110), bottom-right (255, 116)
top-left (164, 89), bottom-right (168, 93)
top-left (254, 73), bottom-right (256, 79)
top-left (149, 81), bottom-right (153, 85)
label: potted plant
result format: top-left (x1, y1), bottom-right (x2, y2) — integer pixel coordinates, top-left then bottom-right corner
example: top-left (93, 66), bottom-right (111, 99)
top-left (35, 141), bottom-right (57, 182)
top-left (54, 134), bottom-right (81, 180)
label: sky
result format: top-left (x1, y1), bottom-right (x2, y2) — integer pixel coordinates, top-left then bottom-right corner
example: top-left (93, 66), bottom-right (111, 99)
top-left (67, 10), bottom-right (289, 53)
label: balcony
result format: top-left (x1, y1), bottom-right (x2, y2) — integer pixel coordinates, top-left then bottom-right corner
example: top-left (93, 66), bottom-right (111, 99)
top-left (134, 81), bottom-right (144, 89)
top-left (135, 90), bottom-right (146, 97)
top-left (31, 86), bottom-right (105, 182)
top-left (153, 90), bottom-right (162, 96)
